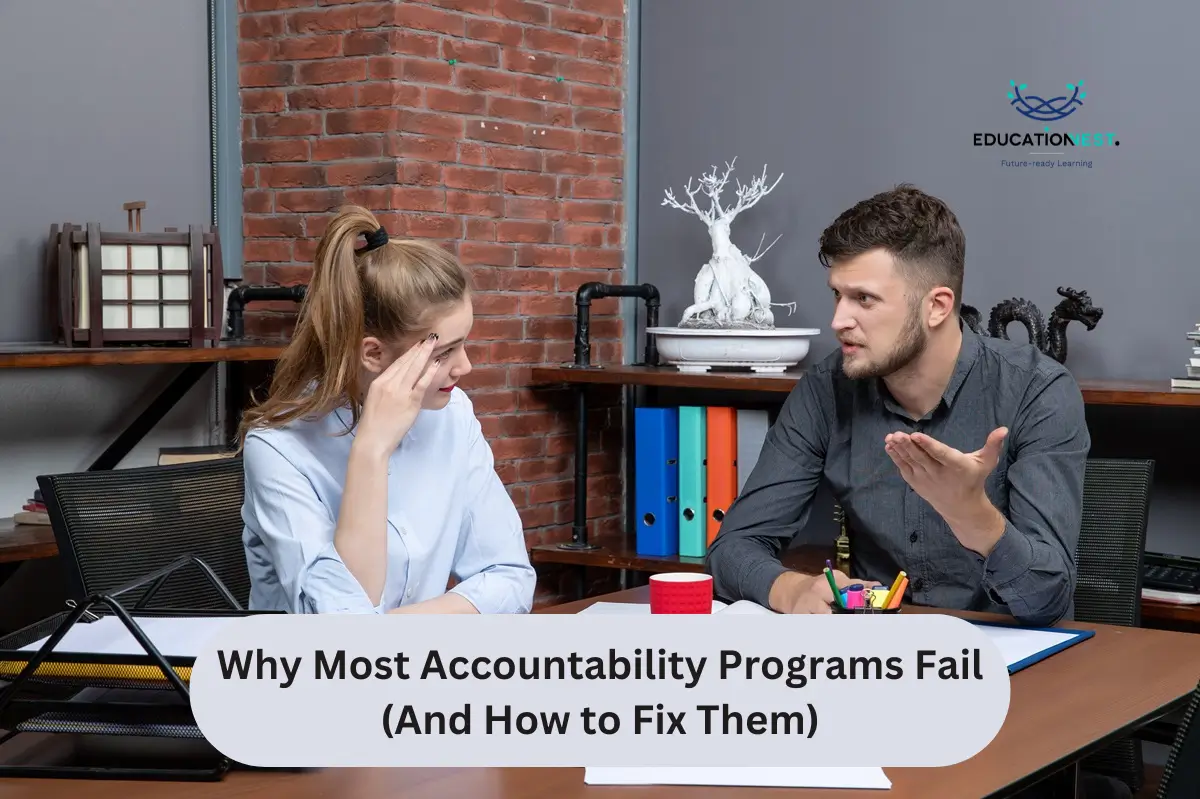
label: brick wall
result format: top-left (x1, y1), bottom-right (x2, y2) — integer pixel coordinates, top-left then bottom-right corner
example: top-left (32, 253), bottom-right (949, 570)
top-left (237, 0), bottom-right (628, 604)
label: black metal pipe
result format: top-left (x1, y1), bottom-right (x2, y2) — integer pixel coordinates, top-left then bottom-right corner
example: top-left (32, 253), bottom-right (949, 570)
top-left (561, 384), bottom-right (595, 550)
top-left (225, 284), bottom-right (306, 340)
top-left (573, 282), bottom-right (660, 367)
top-left (560, 282), bottom-right (661, 551)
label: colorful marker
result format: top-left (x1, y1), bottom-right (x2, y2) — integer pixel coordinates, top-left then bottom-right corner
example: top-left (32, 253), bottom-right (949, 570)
top-left (845, 584), bottom-right (865, 609)
top-left (882, 570), bottom-right (907, 609)
top-left (824, 567), bottom-right (844, 609)
top-left (886, 577), bottom-right (909, 609)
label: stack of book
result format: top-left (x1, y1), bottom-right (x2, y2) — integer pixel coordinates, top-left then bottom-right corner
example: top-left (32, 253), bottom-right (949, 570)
top-left (12, 490), bottom-right (48, 525)
top-left (1170, 324), bottom-right (1200, 390)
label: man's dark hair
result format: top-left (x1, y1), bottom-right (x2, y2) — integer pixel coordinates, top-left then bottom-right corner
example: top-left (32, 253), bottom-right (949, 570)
top-left (818, 184), bottom-right (966, 312)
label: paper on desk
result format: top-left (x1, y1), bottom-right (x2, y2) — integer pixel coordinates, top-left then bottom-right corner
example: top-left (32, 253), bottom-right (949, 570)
top-left (578, 601), bottom-right (728, 614)
top-left (583, 766), bottom-right (891, 789)
top-left (717, 599), bottom-right (776, 615)
top-left (975, 625), bottom-right (1079, 669)
top-left (19, 615), bottom-right (236, 659)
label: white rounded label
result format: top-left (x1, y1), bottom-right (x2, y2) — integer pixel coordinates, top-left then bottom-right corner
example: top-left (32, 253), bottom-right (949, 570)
top-left (190, 613), bottom-right (1010, 767)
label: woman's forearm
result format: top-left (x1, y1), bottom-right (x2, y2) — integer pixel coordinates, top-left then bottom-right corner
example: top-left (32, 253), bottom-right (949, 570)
top-left (333, 439), bottom-right (392, 605)
top-left (387, 592), bottom-right (479, 614)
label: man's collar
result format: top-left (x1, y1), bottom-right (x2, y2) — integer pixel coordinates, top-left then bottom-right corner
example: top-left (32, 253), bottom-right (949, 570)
top-left (877, 318), bottom-right (981, 420)
top-left (941, 319), bottom-right (981, 409)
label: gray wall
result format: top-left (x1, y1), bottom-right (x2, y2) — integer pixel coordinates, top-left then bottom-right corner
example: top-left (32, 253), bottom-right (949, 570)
top-left (0, 0), bottom-right (218, 518)
top-left (0, 0), bottom-right (214, 342)
top-left (637, 0), bottom-right (1200, 558)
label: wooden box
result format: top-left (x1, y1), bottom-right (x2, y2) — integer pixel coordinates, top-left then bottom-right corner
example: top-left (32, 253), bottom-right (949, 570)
top-left (48, 203), bottom-right (223, 348)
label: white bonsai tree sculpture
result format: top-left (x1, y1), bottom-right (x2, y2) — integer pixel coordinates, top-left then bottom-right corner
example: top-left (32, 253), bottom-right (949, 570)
top-left (662, 157), bottom-right (795, 329)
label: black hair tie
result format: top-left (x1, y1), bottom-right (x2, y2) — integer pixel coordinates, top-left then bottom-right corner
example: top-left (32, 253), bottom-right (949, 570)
top-left (357, 225), bottom-right (389, 254)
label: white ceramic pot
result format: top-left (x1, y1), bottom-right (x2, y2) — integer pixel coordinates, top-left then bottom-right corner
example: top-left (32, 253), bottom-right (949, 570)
top-left (646, 326), bottom-right (821, 373)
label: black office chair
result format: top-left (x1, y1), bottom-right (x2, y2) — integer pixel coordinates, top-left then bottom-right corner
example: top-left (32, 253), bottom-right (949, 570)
top-left (1158, 676), bottom-right (1200, 798)
top-left (1073, 457), bottom-right (1155, 794)
top-left (37, 457), bottom-right (251, 612)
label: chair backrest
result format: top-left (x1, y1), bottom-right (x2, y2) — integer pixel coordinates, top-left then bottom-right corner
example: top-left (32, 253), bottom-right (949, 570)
top-left (1074, 457), bottom-right (1154, 628)
top-left (1073, 457), bottom-right (1154, 795)
top-left (38, 457), bottom-right (250, 612)
top-left (1158, 677), bottom-right (1200, 798)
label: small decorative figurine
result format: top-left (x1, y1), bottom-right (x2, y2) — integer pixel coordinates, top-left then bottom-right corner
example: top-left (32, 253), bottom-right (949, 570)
top-left (961, 287), bottom-right (1102, 364)
top-left (660, 157), bottom-right (796, 329)
top-left (650, 158), bottom-right (820, 374)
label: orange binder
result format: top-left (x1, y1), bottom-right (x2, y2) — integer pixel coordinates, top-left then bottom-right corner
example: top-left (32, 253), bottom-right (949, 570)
top-left (705, 406), bottom-right (738, 544)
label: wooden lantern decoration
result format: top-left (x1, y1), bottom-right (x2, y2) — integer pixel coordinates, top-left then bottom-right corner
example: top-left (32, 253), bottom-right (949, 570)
top-left (48, 202), bottom-right (224, 348)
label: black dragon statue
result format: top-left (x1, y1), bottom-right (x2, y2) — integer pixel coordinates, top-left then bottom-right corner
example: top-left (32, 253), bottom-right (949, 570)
top-left (960, 287), bottom-right (1103, 364)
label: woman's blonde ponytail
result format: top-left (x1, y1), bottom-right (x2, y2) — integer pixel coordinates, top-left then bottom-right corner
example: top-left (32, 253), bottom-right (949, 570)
top-left (238, 206), bottom-right (470, 444)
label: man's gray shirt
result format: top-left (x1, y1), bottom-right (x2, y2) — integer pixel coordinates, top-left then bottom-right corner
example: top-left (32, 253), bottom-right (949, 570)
top-left (705, 325), bottom-right (1090, 626)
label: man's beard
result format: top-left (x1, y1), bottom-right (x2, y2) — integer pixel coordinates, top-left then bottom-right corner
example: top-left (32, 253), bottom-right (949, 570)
top-left (842, 305), bottom-right (928, 380)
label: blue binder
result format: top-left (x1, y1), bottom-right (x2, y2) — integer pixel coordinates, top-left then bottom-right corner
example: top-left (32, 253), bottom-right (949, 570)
top-left (970, 621), bottom-right (1095, 674)
top-left (634, 406), bottom-right (680, 557)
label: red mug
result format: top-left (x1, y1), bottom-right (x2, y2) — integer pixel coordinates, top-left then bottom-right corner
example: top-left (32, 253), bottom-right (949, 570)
top-left (649, 573), bottom-right (714, 614)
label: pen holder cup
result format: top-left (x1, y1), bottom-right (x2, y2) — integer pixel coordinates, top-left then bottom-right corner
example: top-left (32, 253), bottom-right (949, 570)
top-left (832, 604), bottom-right (901, 614)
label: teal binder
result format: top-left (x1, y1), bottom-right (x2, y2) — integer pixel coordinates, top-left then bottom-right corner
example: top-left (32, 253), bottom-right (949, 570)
top-left (678, 406), bottom-right (707, 558)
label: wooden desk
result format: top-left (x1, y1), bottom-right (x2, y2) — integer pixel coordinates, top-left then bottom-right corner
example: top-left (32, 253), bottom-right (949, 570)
top-left (2, 587), bottom-right (1198, 798)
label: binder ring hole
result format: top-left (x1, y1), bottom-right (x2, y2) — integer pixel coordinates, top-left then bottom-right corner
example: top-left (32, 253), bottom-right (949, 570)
top-left (683, 508), bottom-right (695, 521)
top-left (642, 512), bottom-right (656, 526)
top-left (712, 509), bottom-right (725, 522)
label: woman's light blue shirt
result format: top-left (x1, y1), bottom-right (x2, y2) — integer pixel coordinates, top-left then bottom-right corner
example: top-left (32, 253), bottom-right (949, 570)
top-left (240, 388), bottom-right (536, 614)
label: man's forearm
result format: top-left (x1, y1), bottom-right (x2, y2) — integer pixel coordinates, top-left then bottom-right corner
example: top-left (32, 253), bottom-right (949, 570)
top-left (941, 492), bottom-right (1008, 557)
top-left (707, 535), bottom-right (790, 607)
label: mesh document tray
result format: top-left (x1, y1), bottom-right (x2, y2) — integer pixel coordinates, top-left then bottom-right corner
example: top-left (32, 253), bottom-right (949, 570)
top-left (0, 608), bottom-right (258, 690)
top-left (0, 557), bottom-right (276, 781)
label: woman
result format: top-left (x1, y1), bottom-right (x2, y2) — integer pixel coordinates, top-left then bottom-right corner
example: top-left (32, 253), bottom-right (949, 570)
top-left (238, 205), bottom-right (536, 615)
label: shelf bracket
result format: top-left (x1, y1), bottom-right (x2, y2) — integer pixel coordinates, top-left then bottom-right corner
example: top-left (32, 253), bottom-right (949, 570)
top-left (87, 363), bottom-right (213, 471)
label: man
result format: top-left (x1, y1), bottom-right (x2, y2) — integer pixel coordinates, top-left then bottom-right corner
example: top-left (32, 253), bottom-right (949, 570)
top-left (706, 184), bottom-right (1090, 627)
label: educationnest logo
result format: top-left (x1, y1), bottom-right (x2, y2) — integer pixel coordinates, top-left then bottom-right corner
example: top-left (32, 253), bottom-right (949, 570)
top-left (973, 80), bottom-right (1120, 170)
top-left (1010, 80), bottom-right (1084, 121)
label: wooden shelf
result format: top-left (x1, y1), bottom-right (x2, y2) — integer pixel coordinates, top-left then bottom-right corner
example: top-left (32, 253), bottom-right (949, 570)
top-left (0, 519), bottom-right (57, 563)
top-left (0, 341), bottom-right (287, 369)
top-left (530, 365), bottom-right (1200, 407)
top-left (531, 541), bottom-right (1198, 626)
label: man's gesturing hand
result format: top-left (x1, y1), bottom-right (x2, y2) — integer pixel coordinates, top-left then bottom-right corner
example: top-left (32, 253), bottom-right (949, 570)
top-left (885, 427), bottom-right (1009, 554)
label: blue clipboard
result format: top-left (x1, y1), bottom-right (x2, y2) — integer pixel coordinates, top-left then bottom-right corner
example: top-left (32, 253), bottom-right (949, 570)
top-left (969, 621), bottom-right (1096, 674)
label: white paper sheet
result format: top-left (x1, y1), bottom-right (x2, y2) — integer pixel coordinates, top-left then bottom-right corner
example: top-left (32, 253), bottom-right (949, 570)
top-left (578, 600), bottom-right (778, 615)
top-left (717, 599), bottom-right (776, 615)
top-left (583, 766), bottom-right (891, 789)
top-left (19, 615), bottom-right (236, 659)
top-left (578, 601), bottom-right (729, 615)
top-left (975, 625), bottom-right (1079, 669)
